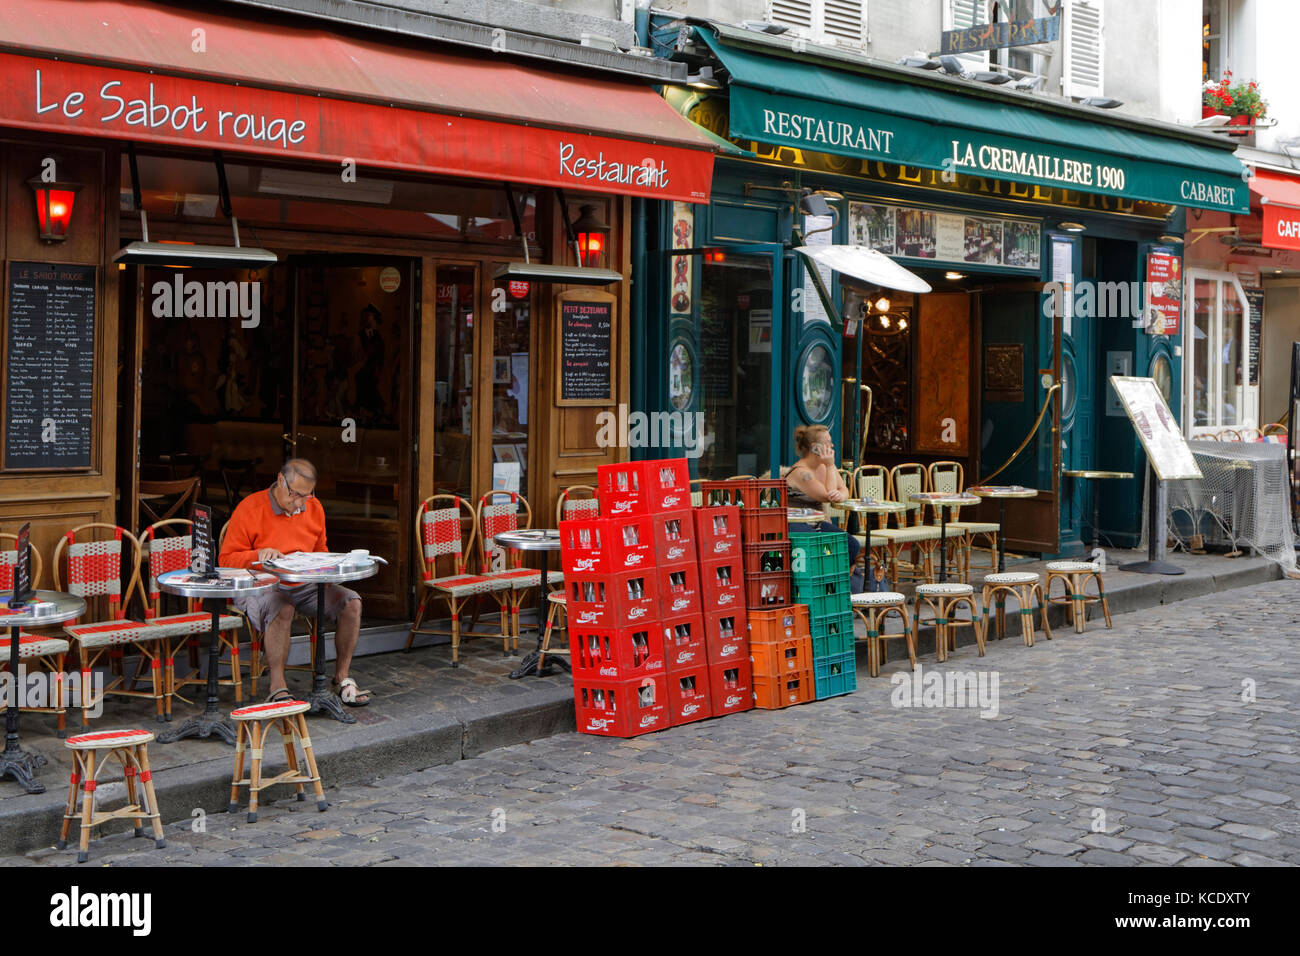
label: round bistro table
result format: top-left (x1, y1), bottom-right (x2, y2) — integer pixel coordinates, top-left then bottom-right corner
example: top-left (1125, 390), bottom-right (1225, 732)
top-left (262, 558), bottom-right (381, 724)
top-left (909, 492), bottom-right (981, 583)
top-left (829, 499), bottom-right (906, 592)
top-left (1062, 471), bottom-right (1132, 553)
top-left (156, 570), bottom-right (278, 745)
top-left (0, 590), bottom-right (85, 793)
top-left (969, 485), bottom-right (1040, 573)
top-left (501, 530), bottom-right (565, 680)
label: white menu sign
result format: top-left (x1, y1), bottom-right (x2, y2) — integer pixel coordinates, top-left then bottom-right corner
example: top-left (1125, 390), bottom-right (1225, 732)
top-left (1109, 376), bottom-right (1202, 481)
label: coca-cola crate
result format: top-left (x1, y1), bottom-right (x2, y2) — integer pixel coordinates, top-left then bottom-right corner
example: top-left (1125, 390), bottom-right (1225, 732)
top-left (752, 668), bottom-right (815, 710)
top-left (597, 462), bottom-right (648, 517)
top-left (566, 569), bottom-right (660, 629)
top-left (739, 508), bottom-right (789, 544)
top-left (642, 458), bottom-right (691, 513)
top-left (657, 563), bottom-right (702, 618)
top-left (661, 613), bottom-right (707, 672)
top-left (666, 665), bottom-right (713, 726)
top-left (748, 605), bottom-right (809, 644)
top-left (699, 555), bottom-right (745, 611)
top-left (749, 635), bottom-right (813, 677)
top-left (700, 478), bottom-right (787, 512)
top-left (704, 606), bottom-right (749, 665)
top-left (651, 509), bottom-right (698, 566)
top-left (574, 674), bottom-right (669, 737)
top-left (708, 658), bottom-right (754, 716)
top-left (568, 624), bottom-right (665, 681)
top-left (694, 505), bottom-right (742, 559)
top-left (558, 515), bottom-right (654, 575)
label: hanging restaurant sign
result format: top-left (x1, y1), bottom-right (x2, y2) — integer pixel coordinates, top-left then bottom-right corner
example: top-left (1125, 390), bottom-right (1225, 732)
top-left (941, 14), bottom-right (1059, 55)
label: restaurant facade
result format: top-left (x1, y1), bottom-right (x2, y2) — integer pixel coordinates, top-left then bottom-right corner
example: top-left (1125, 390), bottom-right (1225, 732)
top-left (0, 0), bottom-right (715, 622)
top-left (637, 19), bottom-right (1247, 555)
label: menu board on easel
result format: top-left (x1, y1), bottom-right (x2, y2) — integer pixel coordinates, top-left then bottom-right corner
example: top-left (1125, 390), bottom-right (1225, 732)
top-left (555, 289), bottom-right (615, 406)
top-left (1109, 376), bottom-right (1202, 481)
top-left (4, 262), bottom-right (96, 470)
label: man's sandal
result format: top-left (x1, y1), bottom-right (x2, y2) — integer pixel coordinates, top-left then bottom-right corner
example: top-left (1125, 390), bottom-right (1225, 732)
top-left (334, 677), bottom-right (372, 707)
top-left (266, 688), bottom-right (295, 704)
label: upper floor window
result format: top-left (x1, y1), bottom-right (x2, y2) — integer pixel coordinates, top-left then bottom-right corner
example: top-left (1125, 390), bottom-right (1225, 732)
top-left (1203, 0), bottom-right (1227, 81)
top-left (767, 0), bottom-right (867, 48)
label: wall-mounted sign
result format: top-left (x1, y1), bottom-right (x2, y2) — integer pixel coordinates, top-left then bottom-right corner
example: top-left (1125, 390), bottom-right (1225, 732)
top-left (1144, 252), bottom-right (1182, 336)
top-left (5, 261), bottom-right (96, 470)
top-left (1263, 203), bottom-right (1300, 251)
top-left (942, 15), bottom-right (1059, 55)
top-left (849, 201), bottom-right (1040, 271)
top-left (556, 289), bottom-right (614, 405)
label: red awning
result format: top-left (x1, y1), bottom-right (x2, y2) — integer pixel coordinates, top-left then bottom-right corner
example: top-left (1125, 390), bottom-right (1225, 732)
top-left (1250, 169), bottom-right (1300, 251)
top-left (0, 0), bottom-right (714, 202)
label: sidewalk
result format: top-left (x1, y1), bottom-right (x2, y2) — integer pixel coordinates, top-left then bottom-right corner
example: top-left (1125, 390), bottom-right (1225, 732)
top-left (0, 548), bottom-right (1284, 856)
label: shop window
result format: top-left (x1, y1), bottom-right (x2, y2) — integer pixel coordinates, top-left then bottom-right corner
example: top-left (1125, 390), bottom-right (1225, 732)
top-left (845, 284), bottom-right (913, 453)
top-left (1186, 270), bottom-right (1256, 437)
top-left (434, 266), bottom-right (477, 498)
top-left (1203, 0), bottom-right (1227, 82)
top-left (767, 0), bottom-right (867, 48)
top-left (491, 278), bottom-right (532, 496)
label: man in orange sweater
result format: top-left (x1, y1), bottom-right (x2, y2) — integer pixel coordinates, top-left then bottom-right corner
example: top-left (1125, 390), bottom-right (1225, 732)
top-left (219, 459), bottom-right (369, 705)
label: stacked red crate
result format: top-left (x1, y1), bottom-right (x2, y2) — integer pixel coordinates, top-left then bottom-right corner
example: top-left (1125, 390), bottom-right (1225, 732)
top-left (694, 503), bottom-right (753, 716)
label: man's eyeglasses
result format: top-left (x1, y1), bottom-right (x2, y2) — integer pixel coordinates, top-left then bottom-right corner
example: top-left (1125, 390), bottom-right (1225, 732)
top-left (280, 475), bottom-right (315, 502)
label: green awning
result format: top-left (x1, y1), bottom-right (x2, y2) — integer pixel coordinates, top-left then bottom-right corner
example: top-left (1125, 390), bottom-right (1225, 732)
top-left (662, 86), bottom-right (756, 159)
top-left (700, 31), bottom-right (1247, 214)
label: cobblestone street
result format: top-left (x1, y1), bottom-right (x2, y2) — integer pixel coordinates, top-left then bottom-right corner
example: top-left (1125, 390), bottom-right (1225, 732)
top-left (15, 579), bottom-right (1300, 867)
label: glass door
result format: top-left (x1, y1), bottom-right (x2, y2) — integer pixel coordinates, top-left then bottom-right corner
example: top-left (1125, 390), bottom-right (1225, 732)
top-left (1186, 270), bottom-right (1254, 438)
top-left (432, 264), bottom-right (478, 498)
top-left (663, 243), bottom-right (784, 480)
top-left (291, 257), bottom-right (415, 619)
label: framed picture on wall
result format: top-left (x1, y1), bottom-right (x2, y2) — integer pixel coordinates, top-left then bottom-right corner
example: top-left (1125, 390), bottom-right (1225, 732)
top-left (493, 356), bottom-right (511, 384)
top-left (493, 444), bottom-right (520, 464)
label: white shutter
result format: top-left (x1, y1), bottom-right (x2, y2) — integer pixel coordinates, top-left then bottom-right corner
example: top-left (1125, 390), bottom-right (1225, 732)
top-left (769, 0), bottom-right (814, 36)
top-left (1062, 0), bottom-right (1104, 99)
top-left (822, 0), bottom-right (866, 47)
top-left (945, 0), bottom-right (990, 71)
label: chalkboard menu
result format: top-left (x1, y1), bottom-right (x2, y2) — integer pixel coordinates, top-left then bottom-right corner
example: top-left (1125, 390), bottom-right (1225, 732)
top-left (700, 310), bottom-right (735, 401)
top-left (1245, 287), bottom-right (1264, 387)
top-left (5, 262), bottom-right (96, 470)
top-left (557, 294), bottom-right (613, 404)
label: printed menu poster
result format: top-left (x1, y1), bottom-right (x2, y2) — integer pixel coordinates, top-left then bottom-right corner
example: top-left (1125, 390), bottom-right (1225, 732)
top-left (1109, 376), bottom-right (1202, 481)
top-left (1145, 252), bottom-right (1182, 335)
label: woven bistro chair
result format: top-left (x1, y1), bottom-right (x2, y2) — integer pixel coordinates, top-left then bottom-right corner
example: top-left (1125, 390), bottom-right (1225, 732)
top-left (477, 491), bottom-right (563, 652)
top-left (405, 495), bottom-right (510, 666)
top-left (216, 523), bottom-right (315, 695)
top-left (0, 534), bottom-right (70, 736)
top-left (55, 524), bottom-right (167, 728)
top-left (928, 461), bottom-right (1001, 577)
top-left (140, 520), bottom-right (247, 716)
top-left (888, 464), bottom-right (944, 584)
top-left (556, 484), bottom-right (600, 525)
top-left (848, 465), bottom-right (902, 588)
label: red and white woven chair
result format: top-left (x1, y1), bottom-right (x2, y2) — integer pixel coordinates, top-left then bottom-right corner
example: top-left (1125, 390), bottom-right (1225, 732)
top-left (0, 534), bottom-right (70, 736)
top-left (556, 484), bottom-right (600, 524)
top-left (55, 524), bottom-right (166, 729)
top-left (405, 495), bottom-right (510, 665)
top-left (477, 492), bottom-right (563, 652)
top-left (141, 520), bottom-right (247, 716)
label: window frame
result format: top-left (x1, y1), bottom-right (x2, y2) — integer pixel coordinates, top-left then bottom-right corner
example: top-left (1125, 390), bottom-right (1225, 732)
top-left (1183, 267), bottom-right (1256, 438)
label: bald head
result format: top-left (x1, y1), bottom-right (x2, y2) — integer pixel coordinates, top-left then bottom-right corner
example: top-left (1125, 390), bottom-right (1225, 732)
top-left (281, 458), bottom-right (317, 484)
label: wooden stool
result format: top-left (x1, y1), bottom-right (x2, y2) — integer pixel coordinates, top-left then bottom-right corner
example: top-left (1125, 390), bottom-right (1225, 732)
top-left (851, 591), bottom-right (914, 678)
top-left (59, 729), bottom-right (165, 863)
top-left (1044, 560), bottom-right (1112, 633)
top-left (228, 700), bottom-right (326, 822)
top-left (981, 572), bottom-right (1052, 647)
top-left (913, 583), bottom-right (985, 663)
top-left (536, 591), bottom-right (568, 672)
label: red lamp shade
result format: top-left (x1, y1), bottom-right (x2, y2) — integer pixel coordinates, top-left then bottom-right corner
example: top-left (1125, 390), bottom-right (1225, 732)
top-left (572, 204), bottom-right (610, 267)
top-left (28, 176), bottom-right (81, 241)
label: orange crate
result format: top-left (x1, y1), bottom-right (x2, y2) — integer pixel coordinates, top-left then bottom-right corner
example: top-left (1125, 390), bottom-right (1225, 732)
top-left (752, 667), bottom-right (815, 709)
top-left (749, 635), bottom-right (813, 677)
top-left (747, 605), bottom-right (809, 644)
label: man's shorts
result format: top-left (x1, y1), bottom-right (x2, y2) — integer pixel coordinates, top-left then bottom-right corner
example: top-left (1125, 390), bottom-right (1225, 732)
top-left (232, 583), bottom-right (361, 632)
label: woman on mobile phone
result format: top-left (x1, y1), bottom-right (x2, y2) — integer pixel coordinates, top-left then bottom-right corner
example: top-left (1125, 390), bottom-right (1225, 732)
top-left (786, 425), bottom-right (861, 587)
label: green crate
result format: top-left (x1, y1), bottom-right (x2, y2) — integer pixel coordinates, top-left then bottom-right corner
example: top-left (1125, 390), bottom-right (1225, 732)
top-left (814, 651), bottom-right (858, 700)
top-left (793, 577), bottom-right (851, 621)
top-left (790, 532), bottom-right (849, 580)
top-left (811, 614), bottom-right (856, 658)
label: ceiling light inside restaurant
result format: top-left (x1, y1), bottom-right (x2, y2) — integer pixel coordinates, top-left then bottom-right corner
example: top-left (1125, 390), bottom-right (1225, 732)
top-left (874, 295), bottom-right (892, 313)
top-left (945, 271), bottom-right (965, 280)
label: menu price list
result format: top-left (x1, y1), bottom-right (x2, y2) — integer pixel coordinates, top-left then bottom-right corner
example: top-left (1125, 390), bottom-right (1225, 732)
top-left (559, 299), bottom-right (612, 401)
top-left (5, 262), bottom-right (95, 469)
